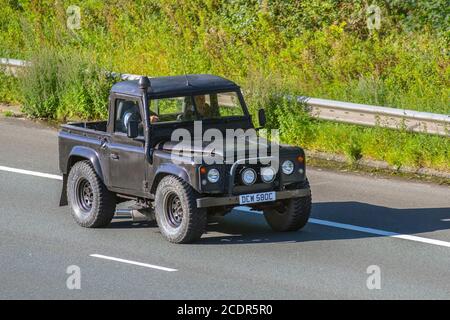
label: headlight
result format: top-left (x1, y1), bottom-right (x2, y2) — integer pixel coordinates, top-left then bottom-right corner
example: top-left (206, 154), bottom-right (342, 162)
top-left (281, 160), bottom-right (294, 175)
top-left (260, 167), bottom-right (276, 183)
top-left (207, 168), bottom-right (220, 183)
top-left (241, 168), bottom-right (256, 185)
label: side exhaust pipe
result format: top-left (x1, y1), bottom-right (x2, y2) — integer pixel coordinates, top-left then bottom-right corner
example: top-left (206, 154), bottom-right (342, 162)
top-left (115, 209), bottom-right (155, 222)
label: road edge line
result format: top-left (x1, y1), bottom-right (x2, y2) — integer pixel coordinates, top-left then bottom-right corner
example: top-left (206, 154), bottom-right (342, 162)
top-left (0, 165), bottom-right (62, 180)
top-left (236, 207), bottom-right (450, 249)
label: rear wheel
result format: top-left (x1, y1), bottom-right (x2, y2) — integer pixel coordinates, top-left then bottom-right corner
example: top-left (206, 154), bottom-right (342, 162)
top-left (67, 161), bottom-right (116, 228)
top-left (155, 176), bottom-right (206, 243)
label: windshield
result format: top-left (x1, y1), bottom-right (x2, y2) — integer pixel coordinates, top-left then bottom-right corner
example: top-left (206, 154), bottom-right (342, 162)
top-left (150, 92), bottom-right (246, 123)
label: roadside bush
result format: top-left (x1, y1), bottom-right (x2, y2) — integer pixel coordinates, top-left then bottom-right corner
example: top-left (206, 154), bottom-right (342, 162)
top-left (20, 49), bottom-right (60, 118)
top-left (0, 71), bottom-right (20, 104)
top-left (19, 49), bottom-right (117, 120)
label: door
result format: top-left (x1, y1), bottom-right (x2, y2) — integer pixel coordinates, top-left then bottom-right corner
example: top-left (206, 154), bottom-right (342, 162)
top-left (108, 98), bottom-right (147, 194)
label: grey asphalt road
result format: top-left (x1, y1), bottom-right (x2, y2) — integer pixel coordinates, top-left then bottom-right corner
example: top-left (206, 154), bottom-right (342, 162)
top-left (0, 117), bottom-right (449, 299)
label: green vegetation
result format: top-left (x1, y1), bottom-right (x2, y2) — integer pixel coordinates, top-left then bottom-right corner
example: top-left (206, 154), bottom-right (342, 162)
top-left (0, 71), bottom-right (20, 105)
top-left (268, 97), bottom-right (449, 171)
top-left (0, 1), bottom-right (448, 171)
top-left (2, 110), bottom-right (14, 117)
top-left (19, 49), bottom-right (116, 120)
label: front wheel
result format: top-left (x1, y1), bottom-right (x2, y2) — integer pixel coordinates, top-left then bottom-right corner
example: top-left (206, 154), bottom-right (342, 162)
top-left (155, 176), bottom-right (207, 243)
top-left (263, 194), bottom-right (311, 232)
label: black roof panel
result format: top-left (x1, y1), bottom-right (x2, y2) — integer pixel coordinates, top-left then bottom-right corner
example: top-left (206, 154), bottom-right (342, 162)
top-left (111, 74), bottom-right (239, 97)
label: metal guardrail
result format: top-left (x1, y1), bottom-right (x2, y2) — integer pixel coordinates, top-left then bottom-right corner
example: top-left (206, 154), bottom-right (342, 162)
top-left (0, 58), bottom-right (29, 76)
top-left (301, 97), bottom-right (449, 136)
top-left (1, 58), bottom-right (449, 136)
top-left (0, 58), bottom-right (141, 80)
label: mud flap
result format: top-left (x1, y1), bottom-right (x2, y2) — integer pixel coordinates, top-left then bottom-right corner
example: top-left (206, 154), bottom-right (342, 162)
top-left (59, 174), bottom-right (68, 206)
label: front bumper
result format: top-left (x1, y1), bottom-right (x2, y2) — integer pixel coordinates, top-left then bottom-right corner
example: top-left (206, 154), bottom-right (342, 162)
top-left (196, 188), bottom-right (311, 208)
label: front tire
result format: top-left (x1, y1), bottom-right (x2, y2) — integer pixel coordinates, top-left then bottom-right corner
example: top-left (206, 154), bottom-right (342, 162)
top-left (67, 161), bottom-right (116, 228)
top-left (155, 176), bottom-right (206, 243)
top-left (264, 194), bottom-right (311, 232)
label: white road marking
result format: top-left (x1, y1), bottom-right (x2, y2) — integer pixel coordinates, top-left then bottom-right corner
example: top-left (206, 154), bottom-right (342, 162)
top-left (90, 254), bottom-right (178, 272)
top-left (237, 207), bottom-right (450, 249)
top-left (0, 165), bottom-right (62, 180)
top-left (309, 218), bottom-right (450, 249)
top-left (1, 165), bottom-right (449, 249)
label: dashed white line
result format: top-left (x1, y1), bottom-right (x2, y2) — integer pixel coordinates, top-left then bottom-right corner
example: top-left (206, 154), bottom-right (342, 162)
top-left (0, 165), bottom-right (62, 180)
top-left (90, 254), bottom-right (178, 272)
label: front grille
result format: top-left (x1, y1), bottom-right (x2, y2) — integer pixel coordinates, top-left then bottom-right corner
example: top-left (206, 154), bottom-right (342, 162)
top-left (233, 183), bottom-right (277, 194)
top-left (227, 163), bottom-right (280, 194)
top-left (232, 164), bottom-right (273, 185)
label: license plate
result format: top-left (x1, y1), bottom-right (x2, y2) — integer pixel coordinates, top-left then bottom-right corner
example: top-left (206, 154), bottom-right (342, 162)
top-left (239, 191), bottom-right (276, 205)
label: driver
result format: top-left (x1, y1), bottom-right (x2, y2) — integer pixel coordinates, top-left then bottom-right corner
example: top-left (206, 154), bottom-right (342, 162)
top-left (194, 95), bottom-right (218, 118)
top-left (150, 112), bottom-right (159, 123)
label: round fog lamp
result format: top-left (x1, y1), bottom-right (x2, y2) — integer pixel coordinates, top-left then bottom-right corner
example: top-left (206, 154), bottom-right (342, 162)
top-left (282, 160), bottom-right (294, 175)
top-left (207, 168), bottom-right (220, 183)
top-left (261, 167), bottom-right (276, 183)
top-left (241, 168), bottom-right (256, 185)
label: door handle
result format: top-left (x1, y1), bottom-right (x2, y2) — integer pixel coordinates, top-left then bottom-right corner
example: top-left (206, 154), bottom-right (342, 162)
top-left (110, 153), bottom-right (119, 160)
top-left (100, 138), bottom-right (108, 150)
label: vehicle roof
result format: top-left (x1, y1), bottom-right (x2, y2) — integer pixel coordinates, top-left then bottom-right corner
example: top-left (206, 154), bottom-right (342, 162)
top-left (111, 74), bottom-right (240, 97)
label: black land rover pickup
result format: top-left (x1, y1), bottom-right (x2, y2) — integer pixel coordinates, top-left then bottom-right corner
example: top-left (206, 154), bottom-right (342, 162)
top-left (59, 74), bottom-right (311, 243)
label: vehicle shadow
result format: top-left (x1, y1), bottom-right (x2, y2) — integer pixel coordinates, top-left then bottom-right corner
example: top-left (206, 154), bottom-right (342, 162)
top-left (196, 202), bottom-right (450, 245)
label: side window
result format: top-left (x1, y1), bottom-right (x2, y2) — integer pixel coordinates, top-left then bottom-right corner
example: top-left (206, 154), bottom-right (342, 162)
top-left (114, 99), bottom-right (143, 136)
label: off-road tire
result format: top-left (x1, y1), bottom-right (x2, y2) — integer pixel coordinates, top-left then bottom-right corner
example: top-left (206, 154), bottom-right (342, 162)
top-left (264, 181), bottom-right (312, 232)
top-left (67, 161), bottom-right (116, 228)
top-left (155, 176), bottom-right (207, 243)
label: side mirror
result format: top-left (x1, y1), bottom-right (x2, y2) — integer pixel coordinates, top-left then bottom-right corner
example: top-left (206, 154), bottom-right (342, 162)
top-left (127, 120), bottom-right (139, 139)
top-left (258, 109), bottom-right (267, 128)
